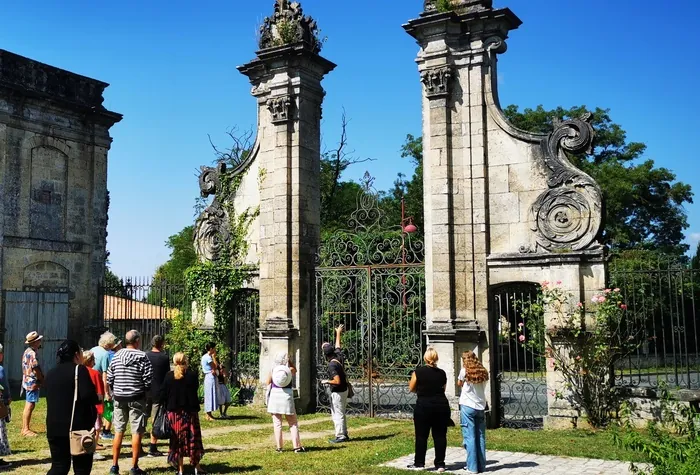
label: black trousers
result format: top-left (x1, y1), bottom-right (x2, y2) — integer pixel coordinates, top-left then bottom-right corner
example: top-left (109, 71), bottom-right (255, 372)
top-left (413, 411), bottom-right (448, 468)
top-left (47, 437), bottom-right (93, 475)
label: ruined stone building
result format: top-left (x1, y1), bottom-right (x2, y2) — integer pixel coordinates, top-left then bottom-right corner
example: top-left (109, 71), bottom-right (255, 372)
top-left (0, 50), bottom-right (121, 384)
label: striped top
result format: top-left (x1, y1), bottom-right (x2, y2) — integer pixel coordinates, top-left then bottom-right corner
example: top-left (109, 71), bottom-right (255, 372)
top-left (106, 348), bottom-right (153, 402)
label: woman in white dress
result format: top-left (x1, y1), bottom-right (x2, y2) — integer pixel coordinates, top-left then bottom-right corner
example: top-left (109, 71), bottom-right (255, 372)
top-left (266, 352), bottom-right (305, 453)
top-left (200, 342), bottom-right (219, 422)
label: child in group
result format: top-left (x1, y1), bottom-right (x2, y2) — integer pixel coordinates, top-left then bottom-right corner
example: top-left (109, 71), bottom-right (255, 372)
top-left (83, 350), bottom-right (107, 461)
top-left (217, 364), bottom-right (233, 419)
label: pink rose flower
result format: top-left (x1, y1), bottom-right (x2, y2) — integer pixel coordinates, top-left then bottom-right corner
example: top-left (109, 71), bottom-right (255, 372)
top-left (598, 297), bottom-right (606, 303)
top-left (604, 289), bottom-right (612, 294)
top-left (591, 295), bottom-right (600, 303)
top-left (614, 288), bottom-right (621, 292)
top-left (620, 304), bottom-right (628, 310)
top-left (518, 322), bottom-right (524, 328)
top-left (577, 302), bottom-right (583, 308)
top-left (519, 335), bottom-right (526, 343)
top-left (556, 280), bottom-right (562, 285)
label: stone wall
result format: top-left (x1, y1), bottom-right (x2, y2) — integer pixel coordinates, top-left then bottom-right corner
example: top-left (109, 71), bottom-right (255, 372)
top-left (0, 49), bottom-right (121, 346)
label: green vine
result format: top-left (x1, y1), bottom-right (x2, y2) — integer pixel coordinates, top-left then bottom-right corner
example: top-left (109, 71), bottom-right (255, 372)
top-left (185, 166), bottom-right (259, 352)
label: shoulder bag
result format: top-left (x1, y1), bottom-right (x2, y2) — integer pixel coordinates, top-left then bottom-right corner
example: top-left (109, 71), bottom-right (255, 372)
top-left (69, 365), bottom-right (96, 456)
top-left (152, 404), bottom-right (172, 439)
top-left (331, 359), bottom-right (354, 399)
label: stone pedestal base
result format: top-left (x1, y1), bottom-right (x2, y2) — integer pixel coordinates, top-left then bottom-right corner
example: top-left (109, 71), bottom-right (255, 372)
top-left (256, 317), bottom-right (312, 412)
top-left (425, 321), bottom-right (483, 401)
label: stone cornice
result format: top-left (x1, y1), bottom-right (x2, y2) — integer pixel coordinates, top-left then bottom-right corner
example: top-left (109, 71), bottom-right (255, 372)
top-left (0, 49), bottom-right (122, 127)
top-left (487, 248), bottom-right (606, 267)
top-left (238, 44), bottom-right (336, 84)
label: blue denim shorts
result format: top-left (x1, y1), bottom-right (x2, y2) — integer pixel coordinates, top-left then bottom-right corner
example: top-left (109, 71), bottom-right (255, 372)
top-left (25, 389), bottom-right (39, 403)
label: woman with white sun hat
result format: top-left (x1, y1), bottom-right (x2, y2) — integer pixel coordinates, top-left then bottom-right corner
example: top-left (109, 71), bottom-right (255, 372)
top-left (265, 352), bottom-right (305, 453)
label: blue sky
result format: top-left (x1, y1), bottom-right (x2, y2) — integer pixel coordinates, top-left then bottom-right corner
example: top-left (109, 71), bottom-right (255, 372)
top-left (2, 0), bottom-right (699, 278)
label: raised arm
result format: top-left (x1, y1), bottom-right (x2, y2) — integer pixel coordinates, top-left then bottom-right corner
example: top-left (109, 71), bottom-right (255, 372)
top-left (334, 324), bottom-right (344, 349)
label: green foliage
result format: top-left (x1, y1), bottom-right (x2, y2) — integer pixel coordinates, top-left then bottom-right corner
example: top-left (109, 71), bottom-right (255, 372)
top-left (691, 242), bottom-right (700, 270)
top-left (614, 385), bottom-right (700, 474)
top-left (503, 104), bottom-right (693, 255)
top-left (435, 0), bottom-right (458, 12)
top-left (519, 284), bottom-right (643, 428)
top-left (104, 268), bottom-right (127, 298)
top-left (166, 311), bottom-right (211, 377)
top-left (380, 134), bottom-right (424, 234)
top-left (154, 225), bottom-right (197, 284)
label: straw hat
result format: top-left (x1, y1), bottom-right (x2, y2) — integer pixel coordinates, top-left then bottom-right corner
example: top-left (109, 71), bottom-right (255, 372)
top-left (25, 331), bottom-right (43, 345)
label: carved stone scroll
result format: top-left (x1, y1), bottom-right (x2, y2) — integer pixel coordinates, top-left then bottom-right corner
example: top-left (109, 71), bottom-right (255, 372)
top-left (194, 162), bottom-right (231, 262)
top-left (267, 96), bottom-right (292, 123)
top-left (530, 114), bottom-right (603, 251)
top-left (421, 66), bottom-right (453, 98)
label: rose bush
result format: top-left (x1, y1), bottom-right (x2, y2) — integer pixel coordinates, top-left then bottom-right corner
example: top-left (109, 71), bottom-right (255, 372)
top-left (519, 283), bottom-right (642, 428)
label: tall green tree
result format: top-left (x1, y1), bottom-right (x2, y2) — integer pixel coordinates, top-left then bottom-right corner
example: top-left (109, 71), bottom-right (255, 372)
top-left (381, 134), bottom-right (424, 233)
top-left (692, 241), bottom-right (700, 270)
top-left (503, 105), bottom-right (693, 255)
top-left (104, 267), bottom-right (127, 297)
top-left (154, 225), bottom-right (197, 283)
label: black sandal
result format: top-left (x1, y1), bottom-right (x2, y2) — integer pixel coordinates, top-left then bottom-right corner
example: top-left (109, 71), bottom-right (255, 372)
top-left (294, 447), bottom-right (307, 453)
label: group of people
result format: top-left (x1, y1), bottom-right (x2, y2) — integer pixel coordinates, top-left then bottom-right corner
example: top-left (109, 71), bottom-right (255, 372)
top-left (8, 329), bottom-right (206, 475)
top-left (0, 323), bottom-right (486, 474)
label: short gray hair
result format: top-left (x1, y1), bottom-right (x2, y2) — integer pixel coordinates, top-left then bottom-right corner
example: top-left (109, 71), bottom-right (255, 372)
top-left (125, 330), bottom-right (141, 345)
top-left (98, 331), bottom-right (117, 349)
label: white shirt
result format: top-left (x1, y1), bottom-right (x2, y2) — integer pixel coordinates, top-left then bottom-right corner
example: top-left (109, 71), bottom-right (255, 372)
top-left (458, 367), bottom-right (487, 410)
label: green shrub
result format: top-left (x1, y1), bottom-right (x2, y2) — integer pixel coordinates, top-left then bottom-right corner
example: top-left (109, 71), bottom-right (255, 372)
top-left (614, 388), bottom-right (700, 474)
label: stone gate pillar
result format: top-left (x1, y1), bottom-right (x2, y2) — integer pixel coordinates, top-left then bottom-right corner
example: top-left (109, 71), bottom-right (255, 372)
top-left (238, 0), bottom-right (335, 412)
top-left (404, 0), bottom-right (523, 403)
top-left (406, 0), bottom-right (606, 428)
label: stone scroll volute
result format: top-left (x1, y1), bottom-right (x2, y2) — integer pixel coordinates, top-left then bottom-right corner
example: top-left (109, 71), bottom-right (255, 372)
top-left (530, 115), bottom-right (603, 252)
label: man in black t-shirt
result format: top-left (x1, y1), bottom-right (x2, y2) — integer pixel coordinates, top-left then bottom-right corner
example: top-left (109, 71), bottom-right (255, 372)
top-left (322, 325), bottom-right (349, 443)
top-left (145, 335), bottom-right (170, 457)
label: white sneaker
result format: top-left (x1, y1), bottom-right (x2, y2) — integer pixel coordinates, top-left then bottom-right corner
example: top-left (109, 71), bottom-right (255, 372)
top-left (93, 453), bottom-right (106, 461)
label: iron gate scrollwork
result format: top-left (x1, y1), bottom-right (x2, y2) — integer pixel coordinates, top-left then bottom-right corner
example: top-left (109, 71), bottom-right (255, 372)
top-left (491, 283), bottom-right (548, 429)
top-left (314, 174), bottom-right (426, 418)
top-left (228, 289), bottom-right (260, 404)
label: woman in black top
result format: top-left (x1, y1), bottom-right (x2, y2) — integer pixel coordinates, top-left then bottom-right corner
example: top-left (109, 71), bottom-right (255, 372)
top-left (45, 340), bottom-right (99, 475)
top-left (160, 352), bottom-right (205, 475)
top-left (408, 347), bottom-right (451, 472)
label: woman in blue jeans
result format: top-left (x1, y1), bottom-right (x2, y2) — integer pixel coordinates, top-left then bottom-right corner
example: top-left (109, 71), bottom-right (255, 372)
top-left (458, 351), bottom-right (489, 474)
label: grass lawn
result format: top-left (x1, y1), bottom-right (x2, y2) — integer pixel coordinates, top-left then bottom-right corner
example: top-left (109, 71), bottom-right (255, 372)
top-left (3, 399), bottom-right (644, 474)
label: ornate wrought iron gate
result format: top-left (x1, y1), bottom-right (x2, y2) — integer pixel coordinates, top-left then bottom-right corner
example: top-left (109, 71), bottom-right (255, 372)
top-left (314, 177), bottom-right (426, 418)
top-left (491, 283), bottom-right (548, 429)
top-left (228, 289), bottom-right (260, 403)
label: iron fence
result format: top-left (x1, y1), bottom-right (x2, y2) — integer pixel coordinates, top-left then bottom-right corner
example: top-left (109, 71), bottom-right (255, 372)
top-left (100, 276), bottom-right (188, 346)
top-left (610, 258), bottom-right (700, 390)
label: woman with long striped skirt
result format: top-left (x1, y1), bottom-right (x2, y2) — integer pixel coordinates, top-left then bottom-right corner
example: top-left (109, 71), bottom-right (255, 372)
top-left (160, 353), bottom-right (205, 475)
top-left (200, 343), bottom-right (219, 421)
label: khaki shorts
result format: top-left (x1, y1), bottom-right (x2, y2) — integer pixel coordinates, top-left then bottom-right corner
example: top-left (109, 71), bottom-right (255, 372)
top-left (113, 399), bottom-right (147, 434)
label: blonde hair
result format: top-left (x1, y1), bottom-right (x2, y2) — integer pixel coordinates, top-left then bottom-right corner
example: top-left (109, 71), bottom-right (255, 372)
top-left (98, 331), bottom-right (117, 349)
top-left (462, 351), bottom-right (489, 384)
top-left (173, 352), bottom-right (187, 380)
top-left (424, 347), bottom-right (439, 367)
top-left (82, 350), bottom-right (95, 366)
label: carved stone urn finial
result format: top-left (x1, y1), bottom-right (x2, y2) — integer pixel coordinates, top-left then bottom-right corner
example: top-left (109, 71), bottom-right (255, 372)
top-left (258, 0), bottom-right (322, 54)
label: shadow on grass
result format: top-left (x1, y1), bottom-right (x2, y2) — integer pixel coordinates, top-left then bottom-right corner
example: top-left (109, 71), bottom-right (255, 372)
top-left (206, 447), bottom-right (241, 453)
top-left (10, 457), bottom-right (52, 468)
top-left (301, 446), bottom-right (341, 453)
top-left (221, 415), bottom-right (261, 421)
top-left (349, 434), bottom-right (398, 443)
top-left (203, 463), bottom-right (263, 473)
